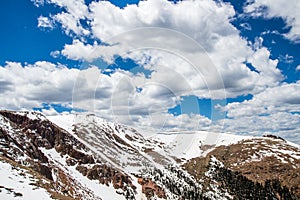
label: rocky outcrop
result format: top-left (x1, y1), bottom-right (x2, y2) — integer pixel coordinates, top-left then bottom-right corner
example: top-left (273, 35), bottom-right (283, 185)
top-left (80, 163), bottom-right (136, 192)
top-left (0, 111), bottom-right (136, 199)
top-left (138, 177), bottom-right (166, 199)
top-left (263, 134), bottom-right (285, 141)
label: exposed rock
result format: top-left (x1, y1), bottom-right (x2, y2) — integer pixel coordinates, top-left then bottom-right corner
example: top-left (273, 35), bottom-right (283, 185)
top-left (37, 164), bottom-right (53, 181)
top-left (263, 134), bottom-right (285, 141)
top-left (112, 133), bottom-right (133, 149)
top-left (75, 165), bottom-right (88, 176)
top-left (66, 157), bottom-right (77, 166)
top-left (83, 163), bottom-right (135, 192)
top-left (138, 177), bottom-right (166, 199)
top-left (80, 154), bottom-right (95, 165)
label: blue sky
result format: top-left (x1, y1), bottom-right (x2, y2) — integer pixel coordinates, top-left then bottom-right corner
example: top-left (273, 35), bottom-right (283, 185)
top-left (0, 0), bottom-right (77, 65)
top-left (0, 0), bottom-right (300, 143)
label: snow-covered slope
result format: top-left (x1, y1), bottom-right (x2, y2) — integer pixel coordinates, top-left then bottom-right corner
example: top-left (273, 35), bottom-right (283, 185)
top-left (48, 113), bottom-right (252, 162)
top-left (0, 158), bottom-right (52, 200)
top-left (48, 113), bottom-right (173, 171)
top-left (152, 131), bottom-right (252, 160)
top-left (0, 111), bottom-right (137, 199)
top-left (1, 110), bottom-right (299, 199)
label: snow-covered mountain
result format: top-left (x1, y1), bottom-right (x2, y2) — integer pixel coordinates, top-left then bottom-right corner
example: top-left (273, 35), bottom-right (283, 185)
top-left (0, 110), bottom-right (299, 199)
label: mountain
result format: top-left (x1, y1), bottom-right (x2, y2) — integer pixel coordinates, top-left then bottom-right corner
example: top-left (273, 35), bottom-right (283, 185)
top-left (0, 110), bottom-right (299, 199)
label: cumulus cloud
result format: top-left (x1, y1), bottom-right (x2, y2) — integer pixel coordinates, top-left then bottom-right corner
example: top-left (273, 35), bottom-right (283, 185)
top-left (41, 106), bottom-right (60, 116)
top-left (244, 0), bottom-right (300, 43)
top-left (88, 0), bottom-right (236, 46)
top-left (0, 61), bottom-right (78, 109)
top-left (219, 112), bottom-right (300, 144)
top-left (40, 0), bottom-right (90, 36)
top-left (37, 16), bottom-right (54, 29)
top-left (61, 39), bottom-right (126, 63)
top-left (296, 65), bottom-right (300, 71)
top-left (138, 113), bottom-right (212, 134)
top-left (223, 82), bottom-right (300, 118)
top-left (216, 82), bottom-right (300, 143)
top-left (0, 61), bottom-right (212, 131)
top-left (53, 12), bottom-right (89, 36)
top-left (52, 0), bottom-right (284, 99)
top-left (247, 46), bottom-right (283, 89)
top-left (49, 0), bottom-right (88, 19)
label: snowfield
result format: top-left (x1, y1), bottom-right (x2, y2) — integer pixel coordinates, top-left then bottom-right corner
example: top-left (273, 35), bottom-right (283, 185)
top-left (151, 131), bottom-right (252, 160)
top-left (0, 159), bottom-right (52, 200)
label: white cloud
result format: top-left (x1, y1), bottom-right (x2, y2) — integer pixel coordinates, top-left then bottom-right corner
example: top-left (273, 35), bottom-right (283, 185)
top-left (223, 82), bottom-right (300, 118)
top-left (244, 0), bottom-right (300, 43)
top-left (217, 82), bottom-right (300, 143)
top-left (48, 0), bottom-right (88, 19)
top-left (247, 46), bottom-right (283, 90)
top-left (218, 112), bottom-right (300, 144)
top-left (37, 16), bottom-right (54, 29)
top-left (0, 61), bottom-right (212, 131)
top-left (296, 65), bottom-right (300, 71)
top-left (40, 0), bottom-right (90, 36)
top-left (0, 61), bottom-right (78, 109)
top-left (61, 39), bottom-right (126, 63)
top-left (50, 50), bottom-right (60, 58)
top-left (41, 106), bottom-right (59, 116)
top-left (53, 0), bottom-right (284, 99)
top-left (53, 12), bottom-right (89, 36)
top-left (138, 113), bottom-right (212, 133)
top-left (88, 0), bottom-right (236, 45)
top-left (31, 0), bottom-right (44, 7)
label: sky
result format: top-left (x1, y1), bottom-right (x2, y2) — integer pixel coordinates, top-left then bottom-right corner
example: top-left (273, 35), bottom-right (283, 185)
top-left (0, 0), bottom-right (300, 143)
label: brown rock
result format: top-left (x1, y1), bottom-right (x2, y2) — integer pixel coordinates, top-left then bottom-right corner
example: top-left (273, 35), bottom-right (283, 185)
top-left (138, 177), bottom-right (166, 199)
top-left (76, 165), bottom-right (88, 176)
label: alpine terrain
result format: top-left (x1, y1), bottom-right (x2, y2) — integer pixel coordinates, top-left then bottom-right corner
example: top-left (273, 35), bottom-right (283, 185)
top-left (0, 110), bottom-right (299, 200)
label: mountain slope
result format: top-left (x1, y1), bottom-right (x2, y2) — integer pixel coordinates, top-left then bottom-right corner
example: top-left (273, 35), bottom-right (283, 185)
top-left (0, 110), bottom-right (299, 199)
top-left (0, 110), bottom-right (136, 199)
top-left (183, 137), bottom-right (300, 199)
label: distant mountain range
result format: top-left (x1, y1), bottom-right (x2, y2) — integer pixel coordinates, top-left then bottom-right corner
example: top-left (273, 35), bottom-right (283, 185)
top-left (0, 110), bottom-right (299, 199)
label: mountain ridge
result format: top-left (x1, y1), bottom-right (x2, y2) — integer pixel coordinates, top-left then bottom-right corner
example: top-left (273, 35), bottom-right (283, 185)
top-left (0, 110), bottom-right (299, 199)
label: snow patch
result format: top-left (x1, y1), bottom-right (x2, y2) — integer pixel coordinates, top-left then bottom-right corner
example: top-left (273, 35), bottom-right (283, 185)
top-left (0, 159), bottom-right (52, 200)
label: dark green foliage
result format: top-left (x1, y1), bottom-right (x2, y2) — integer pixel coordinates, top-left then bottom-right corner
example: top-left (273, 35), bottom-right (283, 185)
top-left (214, 167), bottom-right (297, 200)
